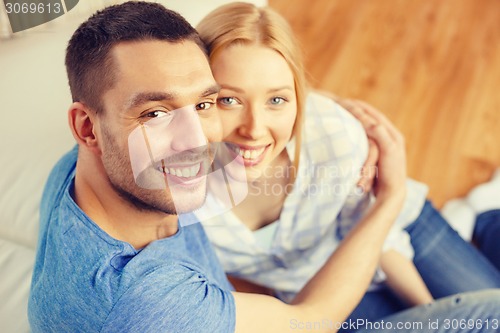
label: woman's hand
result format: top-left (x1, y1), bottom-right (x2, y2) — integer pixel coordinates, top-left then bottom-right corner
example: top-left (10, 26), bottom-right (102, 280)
top-left (334, 98), bottom-right (381, 193)
top-left (351, 100), bottom-right (407, 200)
top-left (319, 92), bottom-right (380, 193)
top-left (327, 95), bottom-right (405, 198)
top-left (318, 91), bottom-right (406, 200)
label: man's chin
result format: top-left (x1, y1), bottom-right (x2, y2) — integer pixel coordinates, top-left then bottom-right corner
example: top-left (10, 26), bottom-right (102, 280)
top-left (169, 185), bottom-right (207, 214)
top-left (130, 168), bottom-right (208, 213)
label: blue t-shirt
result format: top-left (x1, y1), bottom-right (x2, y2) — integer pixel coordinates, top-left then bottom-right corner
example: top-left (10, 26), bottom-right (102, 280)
top-left (28, 146), bottom-right (236, 332)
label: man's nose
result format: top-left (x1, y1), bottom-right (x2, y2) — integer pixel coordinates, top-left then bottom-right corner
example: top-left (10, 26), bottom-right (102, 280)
top-left (170, 107), bottom-right (207, 152)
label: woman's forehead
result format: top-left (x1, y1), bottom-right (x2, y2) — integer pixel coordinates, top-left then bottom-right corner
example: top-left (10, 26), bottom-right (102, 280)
top-left (211, 44), bottom-right (295, 87)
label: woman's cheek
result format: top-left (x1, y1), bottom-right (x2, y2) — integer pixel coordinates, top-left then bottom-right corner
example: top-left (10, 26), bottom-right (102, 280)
top-left (201, 112), bottom-right (223, 143)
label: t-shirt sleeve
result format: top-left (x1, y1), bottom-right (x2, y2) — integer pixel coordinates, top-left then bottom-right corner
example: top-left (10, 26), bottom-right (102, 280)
top-left (100, 265), bottom-right (235, 333)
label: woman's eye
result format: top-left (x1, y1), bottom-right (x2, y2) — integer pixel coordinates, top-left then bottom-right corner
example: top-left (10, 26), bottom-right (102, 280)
top-left (269, 97), bottom-right (286, 105)
top-left (218, 97), bottom-right (237, 106)
top-left (196, 102), bottom-right (214, 111)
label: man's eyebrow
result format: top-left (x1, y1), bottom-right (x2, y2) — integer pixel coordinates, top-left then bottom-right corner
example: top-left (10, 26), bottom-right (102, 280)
top-left (126, 85), bottom-right (220, 109)
top-left (126, 92), bottom-right (175, 109)
top-left (201, 84), bottom-right (221, 97)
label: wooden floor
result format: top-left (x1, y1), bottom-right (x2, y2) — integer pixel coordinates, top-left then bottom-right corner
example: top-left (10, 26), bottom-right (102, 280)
top-left (269, 0), bottom-right (500, 207)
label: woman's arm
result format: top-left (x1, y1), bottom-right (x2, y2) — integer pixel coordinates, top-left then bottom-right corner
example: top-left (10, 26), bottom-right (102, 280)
top-left (380, 250), bottom-right (434, 306)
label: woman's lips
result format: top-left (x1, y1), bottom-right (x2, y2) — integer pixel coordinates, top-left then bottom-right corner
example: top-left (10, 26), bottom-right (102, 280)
top-left (228, 143), bottom-right (270, 167)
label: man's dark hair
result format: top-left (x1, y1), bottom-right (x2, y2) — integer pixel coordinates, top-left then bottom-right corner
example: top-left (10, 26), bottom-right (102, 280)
top-left (65, 1), bottom-right (206, 113)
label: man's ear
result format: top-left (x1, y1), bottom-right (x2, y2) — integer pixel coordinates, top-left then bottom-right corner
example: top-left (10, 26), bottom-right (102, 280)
top-left (68, 102), bottom-right (101, 155)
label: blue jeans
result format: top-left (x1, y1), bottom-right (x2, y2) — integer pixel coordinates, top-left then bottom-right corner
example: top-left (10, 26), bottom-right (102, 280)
top-left (409, 201), bottom-right (500, 297)
top-left (342, 201), bottom-right (500, 332)
top-left (356, 289), bottom-right (500, 333)
top-left (474, 209), bottom-right (500, 271)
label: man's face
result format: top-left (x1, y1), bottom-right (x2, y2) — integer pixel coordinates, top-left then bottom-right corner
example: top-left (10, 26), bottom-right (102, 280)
top-left (96, 40), bottom-right (222, 214)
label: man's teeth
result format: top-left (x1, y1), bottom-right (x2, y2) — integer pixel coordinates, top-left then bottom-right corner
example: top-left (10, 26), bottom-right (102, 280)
top-left (159, 163), bottom-right (201, 177)
top-left (235, 146), bottom-right (265, 159)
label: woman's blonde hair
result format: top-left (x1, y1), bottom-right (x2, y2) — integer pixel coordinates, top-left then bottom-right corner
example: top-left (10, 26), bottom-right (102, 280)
top-left (197, 2), bottom-right (307, 174)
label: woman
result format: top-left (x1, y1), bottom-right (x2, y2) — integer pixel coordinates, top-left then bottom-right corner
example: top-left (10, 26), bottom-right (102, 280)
top-left (195, 2), bottom-right (500, 329)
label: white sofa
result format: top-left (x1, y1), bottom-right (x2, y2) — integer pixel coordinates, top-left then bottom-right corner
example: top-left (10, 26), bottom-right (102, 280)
top-left (0, 1), bottom-right (265, 331)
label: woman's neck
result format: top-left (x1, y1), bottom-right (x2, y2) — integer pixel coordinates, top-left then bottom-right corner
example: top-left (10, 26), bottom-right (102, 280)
top-left (232, 150), bottom-right (296, 230)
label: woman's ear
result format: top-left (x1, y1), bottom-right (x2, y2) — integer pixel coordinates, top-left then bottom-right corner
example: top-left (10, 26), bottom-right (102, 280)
top-left (68, 102), bottom-right (101, 155)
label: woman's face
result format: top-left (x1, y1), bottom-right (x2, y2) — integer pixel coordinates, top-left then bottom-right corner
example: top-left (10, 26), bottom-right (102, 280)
top-left (210, 44), bottom-right (297, 181)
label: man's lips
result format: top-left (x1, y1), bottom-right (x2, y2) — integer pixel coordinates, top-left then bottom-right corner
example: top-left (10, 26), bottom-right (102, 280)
top-left (158, 162), bottom-right (202, 178)
top-left (155, 148), bottom-right (210, 179)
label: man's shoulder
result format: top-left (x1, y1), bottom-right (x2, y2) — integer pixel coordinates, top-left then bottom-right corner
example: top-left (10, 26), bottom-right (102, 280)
top-left (29, 224), bottom-right (235, 333)
top-left (40, 146), bottom-right (78, 219)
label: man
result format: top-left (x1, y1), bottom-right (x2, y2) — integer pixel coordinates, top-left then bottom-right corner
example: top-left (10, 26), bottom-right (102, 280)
top-left (28, 3), bottom-right (234, 332)
top-left (28, 2), bottom-right (500, 332)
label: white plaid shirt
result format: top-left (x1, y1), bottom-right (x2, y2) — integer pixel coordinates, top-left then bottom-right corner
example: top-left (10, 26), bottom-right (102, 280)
top-left (198, 92), bottom-right (428, 302)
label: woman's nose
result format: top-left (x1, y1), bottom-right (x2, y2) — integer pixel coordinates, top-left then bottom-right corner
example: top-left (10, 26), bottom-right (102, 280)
top-left (237, 106), bottom-right (267, 140)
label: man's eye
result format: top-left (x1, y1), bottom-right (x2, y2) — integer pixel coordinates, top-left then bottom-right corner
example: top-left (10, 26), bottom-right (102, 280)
top-left (144, 110), bottom-right (169, 118)
top-left (218, 97), bottom-right (237, 106)
top-left (196, 102), bottom-right (214, 111)
top-left (269, 97), bottom-right (286, 105)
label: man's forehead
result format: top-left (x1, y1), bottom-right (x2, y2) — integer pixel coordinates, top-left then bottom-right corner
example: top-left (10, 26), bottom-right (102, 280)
top-left (112, 40), bottom-right (210, 75)
top-left (107, 40), bottom-right (217, 105)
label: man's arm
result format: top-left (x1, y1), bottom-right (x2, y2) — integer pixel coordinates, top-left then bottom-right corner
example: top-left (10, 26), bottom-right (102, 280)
top-left (228, 275), bottom-right (274, 295)
top-left (380, 250), bottom-right (433, 306)
top-left (233, 195), bottom-right (405, 332)
top-left (333, 97), bottom-right (433, 306)
top-left (232, 108), bottom-right (408, 333)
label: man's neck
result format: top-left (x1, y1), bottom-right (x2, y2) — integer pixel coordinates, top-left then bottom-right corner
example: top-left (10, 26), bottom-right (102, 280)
top-left (73, 161), bottom-right (179, 249)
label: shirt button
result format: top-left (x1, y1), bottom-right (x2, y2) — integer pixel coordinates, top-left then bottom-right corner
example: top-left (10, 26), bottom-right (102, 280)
top-left (272, 255), bottom-right (287, 269)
